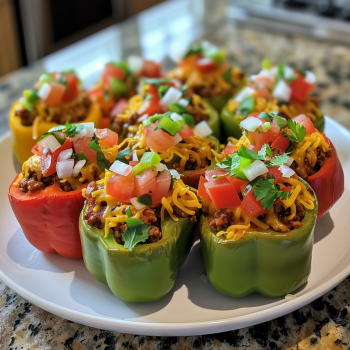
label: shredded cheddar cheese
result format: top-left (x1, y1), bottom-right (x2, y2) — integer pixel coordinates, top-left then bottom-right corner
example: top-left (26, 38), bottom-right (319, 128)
top-left (22, 155), bottom-right (42, 180)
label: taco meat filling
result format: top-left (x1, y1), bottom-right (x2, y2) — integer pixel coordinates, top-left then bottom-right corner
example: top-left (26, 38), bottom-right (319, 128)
top-left (15, 91), bottom-right (92, 126)
top-left (83, 181), bottom-right (198, 245)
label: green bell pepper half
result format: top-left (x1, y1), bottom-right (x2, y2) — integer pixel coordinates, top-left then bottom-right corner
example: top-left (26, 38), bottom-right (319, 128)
top-left (199, 178), bottom-right (318, 298)
top-left (220, 101), bottom-right (326, 140)
top-left (79, 205), bottom-right (196, 302)
top-left (204, 93), bottom-right (231, 114)
top-left (201, 100), bottom-right (220, 140)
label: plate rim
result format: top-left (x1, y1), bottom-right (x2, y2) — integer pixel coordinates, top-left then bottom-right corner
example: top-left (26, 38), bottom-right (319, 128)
top-left (1, 116), bottom-right (350, 336)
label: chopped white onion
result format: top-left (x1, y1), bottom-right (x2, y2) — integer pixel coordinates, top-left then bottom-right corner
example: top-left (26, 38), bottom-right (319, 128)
top-left (57, 148), bottom-right (73, 162)
top-left (42, 154), bottom-right (51, 170)
top-left (138, 100), bottom-right (151, 115)
top-left (159, 87), bottom-right (182, 109)
top-left (56, 159), bottom-right (74, 178)
top-left (286, 156), bottom-right (294, 166)
top-left (169, 169), bottom-right (181, 179)
top-left (96, 128), bottom-right (108, 138)
top-left (234, 87), bottom-right (255, 102)
top-left (170, 113), bottom-right (183, 122)
top-left (283, 66), bottom-right (295, 80)
top-left (132, 152), bottom-right (138, 161)
top-left (72, 160), bottom-right (86, 177)
top-left (193, 121), bottom-right (212, 138)
top-left (77, 122), bottom-right (94, 137)
top-left (130, 197), bottom-right (146, 210)
top-left (240, 117), bottom-right (262, 132)
top-left (172, 133), bottom-right (182, 145)
top-left (38, 83), bottom-right (51, 101)
top-left (109, 160), bottom-right (132, 176)
top-left (170, 78), bottom-right (182, 90)
top-left (279, 165), bottom-right (295, 178)
top-left (73, 127), bottom-right (87, 141)
top-left (43, 146), bottom-right (50, 154)
top-left (242, 160), bottom-right (268, 181)
top-left (44, 135), bottom-right (61, 152)
top-left (305, 71), bottom-right (316, 85)
top-left (273, 79), bottom-right (292, 102)
top-left (227, 141), bottom-right (233, 146)
top-left (156, 163), bottom-right (167, 172)
top-left (128, 56), bottom-right (143, 73)
top-left (178, 98), bottom-right (189, 107)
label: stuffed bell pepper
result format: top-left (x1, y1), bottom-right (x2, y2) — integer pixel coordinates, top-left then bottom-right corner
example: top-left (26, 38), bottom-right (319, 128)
top-left (110, 78), bottom-right (221, 140)
top-left (109, 109), bottom-right (220, 189)
top-left (10, 70), bottom-right (102, 163)
top-left (233, 112), bottom-right (344, 219)
top-left (8, 121), bottom-right (121, 258)
top-left (198, 143), bottom-right (318, 297)
top-left (80, 154), bottom-right (201, 302)
top-left (167, 41), bottom-right (245, 112)
top-left (221, 60), bottom-right (324, 139)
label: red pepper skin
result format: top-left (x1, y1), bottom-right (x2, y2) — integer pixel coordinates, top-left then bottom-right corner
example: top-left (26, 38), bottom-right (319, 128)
top-left (308, 135), bottom-right (344, 219)
top-left (8, 173), bottom-right (86, 258)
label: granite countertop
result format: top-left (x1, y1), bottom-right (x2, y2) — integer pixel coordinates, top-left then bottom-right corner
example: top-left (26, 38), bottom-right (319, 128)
top-left (1, 0), bottom-right (350, 348)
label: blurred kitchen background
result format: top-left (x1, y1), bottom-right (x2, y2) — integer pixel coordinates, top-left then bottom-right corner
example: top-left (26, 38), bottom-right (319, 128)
top-left (3, 0), bottom-right (350, 77)
top-left (1, 0), bottom-right (350, 135)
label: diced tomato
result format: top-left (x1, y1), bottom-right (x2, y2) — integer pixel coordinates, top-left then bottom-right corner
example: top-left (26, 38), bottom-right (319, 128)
top-left (247, 113), bottom-right (260, 119)
top-left (141, 60), bottom-right (162, 78)
top-left (31, 138), bottom-right (47, 156)
top-left (198, 176), bottom-right (212, 203)
top-left (129, 161), bottom-right (140, 167)
top-left (88, 86), bottom-right (104, 100)
top-left (134, 169), bottom-right (157, 198)
top-left (178, 124), bottom-right (195, 139)
top-left (143, 123), bottom-right (175, 152)
top-left (267, 121), bottom-right (280, 143)
top-left (271, 136), bottom-right (290, 153)
top-left (102, 63), bottom-right (126, 87)
top-left (256, 85), bottom-right (273, 100)
top-left (204, 180), bottom-right (241, 209)
top-left (268, 166), bottom-right (283, 184)
top-left (222, 145), bottom-right (236, 158)
top-left (292, 114), bottom-right (316, 135)
top-left (110, 98), bottom-right (128, 117)
top-left (51, 138), bottom-right (72, 158)
top-left (251, 130), bottom-right (269, 152)
top-left (289, 75), bottom-right (314, 104)
top-left (196, 58), bottom-right (217, 73)
top-left (179, 54), bottom-right (201, 68)
top-left (138, 85), bottom-right (161, 116)
top-left (42, 82), bottom-right (65, 106)
top-left (95, 128), bottom-right (119, 147)
top-left (73, 137), bottom-right (97, 163)
top-left (241, 190), bottom-right (268, 217)
top-left (151, 169), bottom-right (171, 204)
top-left (53, 73), bottom-right (78, 101)
top-left (282, 186), bottom-right (293, 192)
top-left (106, 172), bottom-right (135, 202)
top-left (227, 177), bottom-right (249, 194)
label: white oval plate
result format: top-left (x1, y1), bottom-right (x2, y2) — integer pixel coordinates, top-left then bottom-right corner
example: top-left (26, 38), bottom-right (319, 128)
top-left (1, 117), bottom-right (349, 336)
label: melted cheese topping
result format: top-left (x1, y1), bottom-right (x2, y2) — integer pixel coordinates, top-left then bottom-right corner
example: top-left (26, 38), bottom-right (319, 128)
top-left (156, 135), bottom-right (213, 172)
top-left (79, 163), bottom-right (101, 183)
top-left (117, 95), bottom-right (144, 119)
top-left (22, 155), bottom-right (42, 180)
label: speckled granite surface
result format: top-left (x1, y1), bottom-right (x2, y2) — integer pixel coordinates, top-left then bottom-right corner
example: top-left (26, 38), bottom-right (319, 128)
top-left (1, 0), bottom-right (350, 348)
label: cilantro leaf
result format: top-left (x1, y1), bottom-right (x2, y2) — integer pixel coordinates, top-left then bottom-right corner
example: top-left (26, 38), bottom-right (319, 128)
top-left (89, 140), bottom-right (110, 171)
top-left (124, 217), bottom-right (144, 227)
top-left (266, 144), bottom-right (273, 157)
top-left (238, 96), bottom-right (255, 119)
top-left (272, 114), bottom-right (288, 130)
top-left (122, 224), bottom-right (150, 251)
top-left (158, 84), bottom-right (170, 98)
top-left (287, 119), bottom-right (306, 144)
top-left (116, 148), bottom-right (131, 164)
top-left (252, 176), bottom-right (281, 210)
top-left (126, 206), bottom-right (132, 218)
top-left (281, 190), bottom-right (292, 201)
top-left (258, 112), bottom-right (272, 122)
top-left (222, 67), bottom-right (232, 84)
top-left (265, 153), bottom-right (288, 167)
top-left (48, 125), bottom-right (66, 132)
top-left (238, 145), bottom-right (266, 160)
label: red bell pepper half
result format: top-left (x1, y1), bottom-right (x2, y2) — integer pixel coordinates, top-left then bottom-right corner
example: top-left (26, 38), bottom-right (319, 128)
top-left (8, 173), bottom-right (86, 258)
top-left (307, 135), bottom-right (344, 219)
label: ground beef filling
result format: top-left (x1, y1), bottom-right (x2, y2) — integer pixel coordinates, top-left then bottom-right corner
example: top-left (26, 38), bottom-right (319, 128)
top-left (191, 85), bottom-right (230, 98)
top-left (19, 170), bottom-right (74, 193)
top-left (295, 146), bottom-right (332, 180)
top-left (186, 103), bottom-right (210, 125)
top-left (111, 111), bottom-right (139, 137)
top-left (15, 91), bottom-right (92, 126)
top-left (83, 181), bottom-right (198, 245)
top-left (165, 141), bottom-right (215, 171)
top-left (204, 200), bottom-right (306, 233)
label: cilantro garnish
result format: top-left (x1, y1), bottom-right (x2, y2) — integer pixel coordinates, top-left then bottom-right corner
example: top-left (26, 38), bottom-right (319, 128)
top-left (283, 119), bottom-right (306, 145)
top-left (89, 140), bottom-right (110, 171)
top-left (38, 120), bottom-right (84, 143)
top-left (258, 112), bottom-right (288, 130)
top-left (239, 96), bottom-right (255, 119)
top-left (116, 148), bottom-right (131, 164)
top-left (265, 153), bottom-right (288, 167)
top-left (126, 206), bottom-right (133, 218)
top-left (252, 175), bottom-right (292, 210)
top-left (222, 67), bottom-right (232, 84)
top-left (122, 217), bottom-right (150, 251)
top-left (238, 145), bottom-right (266, 161)
top-left (158, 84), bottom-right (170, 98)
